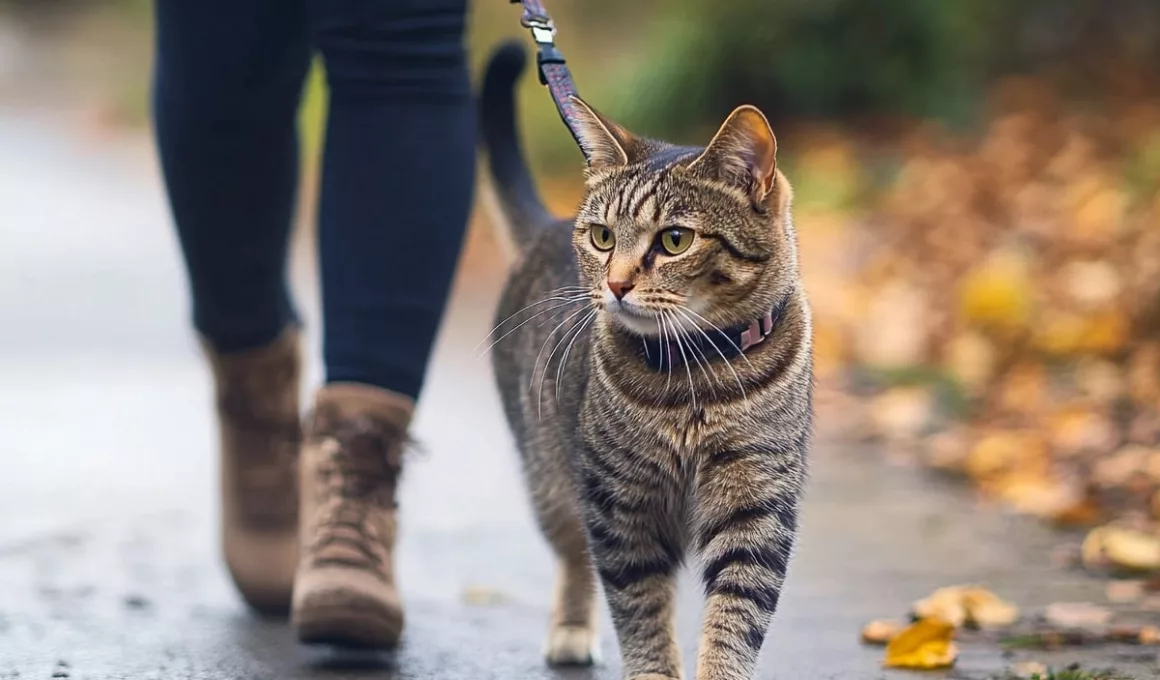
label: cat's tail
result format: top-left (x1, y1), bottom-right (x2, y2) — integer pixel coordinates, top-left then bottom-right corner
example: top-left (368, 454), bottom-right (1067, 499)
top-left (480, 40), bottom-right (554, 254)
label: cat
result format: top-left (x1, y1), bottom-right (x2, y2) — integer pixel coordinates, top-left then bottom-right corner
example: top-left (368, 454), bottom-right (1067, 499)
top-left (480, 42), bottom-right (813, 680)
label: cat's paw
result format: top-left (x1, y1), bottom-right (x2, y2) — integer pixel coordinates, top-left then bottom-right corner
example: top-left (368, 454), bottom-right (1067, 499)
top-left (543, 624), bottom-right (600, 666)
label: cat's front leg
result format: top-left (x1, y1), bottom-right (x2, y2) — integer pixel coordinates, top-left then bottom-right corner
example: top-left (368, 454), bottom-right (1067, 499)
top-left (576, 447), bottom-right (686, 680)
top-left (691, 445), bottom-right (804, 680)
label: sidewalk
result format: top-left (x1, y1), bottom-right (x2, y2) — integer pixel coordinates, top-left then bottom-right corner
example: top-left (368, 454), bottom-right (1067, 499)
top-left (0, 112), bottom-right (1154, 679)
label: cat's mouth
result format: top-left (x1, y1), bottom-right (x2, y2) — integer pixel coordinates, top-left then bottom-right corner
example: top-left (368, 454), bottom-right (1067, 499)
top-left (606, 300), bottom-right (663, 336)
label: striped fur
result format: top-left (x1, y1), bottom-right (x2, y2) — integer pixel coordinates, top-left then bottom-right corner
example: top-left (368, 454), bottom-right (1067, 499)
top-left (482, 46), bottom-right (812, 680)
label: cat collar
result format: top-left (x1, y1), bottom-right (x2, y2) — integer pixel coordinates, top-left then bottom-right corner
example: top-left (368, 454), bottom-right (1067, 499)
top-left (640, 294), bottom-right (792, 373)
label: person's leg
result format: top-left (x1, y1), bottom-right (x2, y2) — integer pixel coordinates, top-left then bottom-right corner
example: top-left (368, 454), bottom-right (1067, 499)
top-left (154, 0), bottom-right (311, 350)
top-left (315, 0), bottom-right (476, 399)
top-left (292, 0), bottom-right (475, 647)
top-left (152, 0), bottom-right (311, 615)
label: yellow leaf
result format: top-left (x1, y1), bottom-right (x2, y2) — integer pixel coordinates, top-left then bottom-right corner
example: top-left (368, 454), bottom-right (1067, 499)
top-left (992, 473), bottom-right (1084, 521)
top-left (1082, 526), bottom-right (1160, 571)
top-left (1080, 309), bottom-right (1129, 355)
top-left (965, 431), bottom-right (1044, 480)
top-left (1082, 527), bottom-right (1112, 570)
top-left (1102, 527), bottom-right (1160, 571)
top-left (883, 618), bottom-right (958, 669)
top-left (958, 251), bottom-right (1032, 330)
top-left (1033, 312), bottom-right (1087, 356)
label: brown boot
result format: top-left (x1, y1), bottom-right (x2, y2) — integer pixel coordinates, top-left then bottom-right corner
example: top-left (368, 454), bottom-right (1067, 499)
top-left (292, 383), bottom-right (413, 648)
top-left (204, 328), bottom-right (302, 616)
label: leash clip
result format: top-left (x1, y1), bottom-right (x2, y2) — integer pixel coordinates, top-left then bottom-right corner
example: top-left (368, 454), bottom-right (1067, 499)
top-left (525, 18), bottom-right (557, 45)
top-left (524, 16), bottom-right (565, 86)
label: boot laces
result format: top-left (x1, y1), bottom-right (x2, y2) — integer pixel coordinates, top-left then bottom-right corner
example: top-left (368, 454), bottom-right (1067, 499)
top-left (310, 416), bottom-right (405, 566)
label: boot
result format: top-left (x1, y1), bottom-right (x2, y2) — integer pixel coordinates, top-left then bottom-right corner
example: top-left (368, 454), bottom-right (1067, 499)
top-left (204, 328), bottom-right (302, 616)
top-left (292, 383), bottom-right (413, 648)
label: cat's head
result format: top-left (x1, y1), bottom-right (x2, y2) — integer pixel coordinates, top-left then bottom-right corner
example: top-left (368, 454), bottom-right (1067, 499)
top-left (569, 98), bottom-right (797, 338)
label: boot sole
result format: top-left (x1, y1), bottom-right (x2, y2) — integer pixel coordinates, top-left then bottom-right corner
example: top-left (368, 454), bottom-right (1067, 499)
top-left (295, 604), bottom-right (403, 649)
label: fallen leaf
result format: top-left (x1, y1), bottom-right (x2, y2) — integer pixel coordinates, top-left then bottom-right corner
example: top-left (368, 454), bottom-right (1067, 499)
top-left (1043, 602), bottom-right (1112, 631)
top-left (1060, 260), bottom-right (1122, 308)
top-left (912, 585), bottom-right (1019, 629)
top-left (461, 585), bottom-right (509, 606)
top-left (957, 251), bottom-right (1032, 330)
top-left (1105, 579), bottom-right (1145, 603)
top-left (1073, 358), bottom-right (1124, 402)
top-left (1108, 623), bottom-right (1143, 642)
top-left (1083, 527), bottom-right (1112, 570)
top-left (1052, 495), bottom-right (1101, 527)
top-left (856, 282), bottom-right (930, 367)
top-left (992, 473), bottom-right (1089, 522)
top-left (883, 618), bottom-right (958, 669)
top-left (869, 387), bottom-right (934, 441)
top-left (1092, 446), bottom-right (1151, 488)
top-left (1048, 409), bottom-right (1117, 457)
top-left (1081, 309), bottom-right (1130, 354)
top-left (965, 431), bottom-right (1044, 480)
top-left (1011, 661), bottom-right (1047, 678)
top-left (963, 589), bottom-right (1021, 628)
top-left (912, 587), bottom-right (968, 627)
top-left (1103, 527), bottom-right (1160, 571)
top-left (945, 331), bottom-right (996, 391)
top-left (1140, 625), bottom-right (1160, 645)
top-left (860, 619), bottom-right (904, 645)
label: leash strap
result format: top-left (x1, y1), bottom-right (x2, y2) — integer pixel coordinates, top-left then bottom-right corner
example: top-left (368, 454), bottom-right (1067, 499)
top-left (512, 0), bottom-right (585, 150)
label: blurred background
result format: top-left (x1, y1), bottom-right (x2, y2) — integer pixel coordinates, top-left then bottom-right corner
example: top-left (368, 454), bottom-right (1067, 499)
top-left (3, 0), bottom-right (1160, 676)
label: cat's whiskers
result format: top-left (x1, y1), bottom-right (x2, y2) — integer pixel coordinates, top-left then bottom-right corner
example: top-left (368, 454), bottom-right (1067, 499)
top-left (668, 310), bottom-right (718, 402)
top-left (658, 312), bottom-right (673, 393)
top-left (673, 306), bottom-right (748, 404)
top-left (530, 303), bottom-right (594, 395)
top-left (554, 308), bottom-right (597, 406)
top-left (679, 307), bottom-right (757, 373)
top-left (662, 311), bottom-right (697, 410)
top-left (476, 289), bottom-right (591, 355)
top-left (481, 285), bottom-right (587, 339)
top-left (537, 307), bottom-right (597, 419)
top-left (475, 285), bottom-right (593, 350)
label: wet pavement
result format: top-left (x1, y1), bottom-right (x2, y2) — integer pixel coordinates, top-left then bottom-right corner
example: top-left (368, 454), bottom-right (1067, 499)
top-left (1, 111), bottom-right (1157, 679)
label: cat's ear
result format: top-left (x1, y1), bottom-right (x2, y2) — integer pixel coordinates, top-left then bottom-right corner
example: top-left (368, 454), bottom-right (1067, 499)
top-left (569, 96), bottom-right (638, 169)
top-left (688, 105), bottom-right (778, 208)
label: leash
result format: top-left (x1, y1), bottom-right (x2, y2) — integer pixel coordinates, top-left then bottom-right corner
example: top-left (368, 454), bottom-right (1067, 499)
top-left (511, 0), bottom-right (586, 150)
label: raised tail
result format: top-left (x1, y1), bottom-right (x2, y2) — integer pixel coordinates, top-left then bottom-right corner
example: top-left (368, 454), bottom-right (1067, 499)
top-left (480, 40), bottom-right (554, 252)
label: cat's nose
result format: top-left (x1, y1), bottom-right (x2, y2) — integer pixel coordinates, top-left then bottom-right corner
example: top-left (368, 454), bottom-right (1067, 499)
top-left (607, 280), bottom-right (635, 300)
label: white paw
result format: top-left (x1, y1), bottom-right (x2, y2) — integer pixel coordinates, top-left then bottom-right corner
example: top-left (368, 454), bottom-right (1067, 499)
top-left (543, 624), bottom-right (600, 666)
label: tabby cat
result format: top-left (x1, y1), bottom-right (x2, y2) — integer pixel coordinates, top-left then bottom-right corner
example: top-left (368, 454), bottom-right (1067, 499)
top-left (481, 42), bottom-right (813, 680)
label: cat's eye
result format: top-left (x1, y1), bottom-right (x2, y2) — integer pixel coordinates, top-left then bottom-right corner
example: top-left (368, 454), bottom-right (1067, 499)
top-left (658, 227), bottom-right (694, 255)
top-left (590, 224), bottom-right (615, 251)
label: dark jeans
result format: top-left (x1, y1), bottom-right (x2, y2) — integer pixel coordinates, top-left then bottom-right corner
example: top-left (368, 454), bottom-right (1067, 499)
top-left (152, 0), bottom-right (475, 399)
